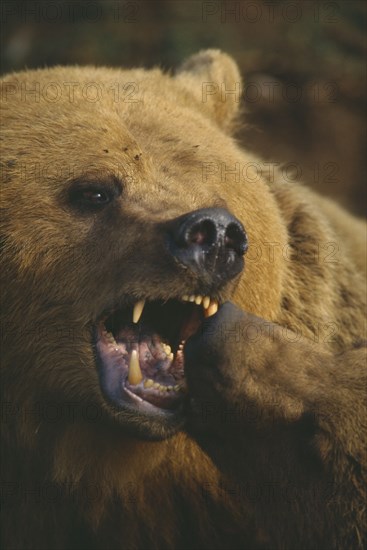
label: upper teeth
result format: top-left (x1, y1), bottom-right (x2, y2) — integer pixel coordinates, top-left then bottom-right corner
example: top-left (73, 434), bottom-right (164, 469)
top-left (132, 295), bottom-right (219, 325)
top-left (205, 300), bottom-right (219, 317)
top-left (133, 300), bottom-right (145, 324)
top-left (182, 295), bottom-right (218, 316)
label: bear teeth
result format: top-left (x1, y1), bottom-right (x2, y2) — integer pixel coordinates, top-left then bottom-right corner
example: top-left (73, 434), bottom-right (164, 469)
top-left (132, 296), bottom-right (219, 325)
top-left (142, 378), bottom-right (180, 393)
top-left (204, 300), bottom-right (218, 317)
top-left (128, 351), bottom-right (183, 392)
top-left (181, 295), bottom-right (218, 316)
top-left (133, 300), bottom-right (145, 324)
top-left (128, 350), bottom-right (143, 385)
top-left (162, 343), bottom-right (172, 356)
top-left (105, 331), bottom-right (116, 343)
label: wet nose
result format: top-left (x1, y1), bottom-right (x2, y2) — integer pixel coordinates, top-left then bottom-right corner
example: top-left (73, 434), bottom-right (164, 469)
top-left (167, 208), bottom-right (248, 285)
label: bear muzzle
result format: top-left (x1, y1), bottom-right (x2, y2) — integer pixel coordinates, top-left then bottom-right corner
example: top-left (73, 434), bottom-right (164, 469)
top-left (93, 208), bottom-right (247, 437)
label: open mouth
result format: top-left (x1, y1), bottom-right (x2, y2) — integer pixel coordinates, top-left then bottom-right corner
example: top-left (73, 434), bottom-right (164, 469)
top-left (95, 295), bottom-right (219, 417)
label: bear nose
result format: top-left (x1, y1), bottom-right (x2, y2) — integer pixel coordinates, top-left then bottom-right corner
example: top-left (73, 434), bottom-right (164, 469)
top-left (166, 208), bottom-right (248, 286)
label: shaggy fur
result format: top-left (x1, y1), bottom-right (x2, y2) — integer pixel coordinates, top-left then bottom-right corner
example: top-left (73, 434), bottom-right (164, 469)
top-left (1, 50), bottom-right (366, 549)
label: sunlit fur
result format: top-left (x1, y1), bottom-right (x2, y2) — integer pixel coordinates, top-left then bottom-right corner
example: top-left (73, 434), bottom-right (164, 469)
top-left (1, 50), bottom-right (366, 549)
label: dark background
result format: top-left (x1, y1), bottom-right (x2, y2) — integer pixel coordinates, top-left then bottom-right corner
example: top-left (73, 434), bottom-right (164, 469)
top-left (1, 0), bottom-right (366, 216)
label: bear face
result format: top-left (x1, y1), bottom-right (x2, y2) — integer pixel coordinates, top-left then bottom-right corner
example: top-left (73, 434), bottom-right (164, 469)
top-left (1, 51), bottom-right (365, 550)
top-left (0, 51), bottom-right (287, 441)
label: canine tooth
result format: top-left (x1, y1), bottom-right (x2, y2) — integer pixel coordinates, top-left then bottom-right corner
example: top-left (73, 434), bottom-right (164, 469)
top-left (206, 300), bottom-right (218, 317)
top-left (128, 350), bottom-right (143, 385)
top-left (167, 386), bottom-right (173, 391)
top-left (195, 295), bottom-right (203, 305)
top-left (144, 378), bottom-right (154, 388)
top-left (189, 295), bottom-right (195, 302)
top-left (203, 296), bottom-right (210, 309)
top-left (153, 382), bottom-right (160, 389)
top-left (182, 295), bottom-right (189, 301)
top-left (160, 385), bottom-right (168, 392)
top-left (133, 300), bottom-right (145, 324)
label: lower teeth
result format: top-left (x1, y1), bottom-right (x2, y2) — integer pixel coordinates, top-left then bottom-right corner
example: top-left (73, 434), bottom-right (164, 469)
top-left (142, 378), bottom-right (181, 392)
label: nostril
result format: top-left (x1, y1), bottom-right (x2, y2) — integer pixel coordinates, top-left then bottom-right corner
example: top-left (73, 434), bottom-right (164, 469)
top-left (171, 211), bottom-right (247, 256)
top-left (187, 219), bottom-right (216, 247)
top-left (225, 223), bottom-right (248, 255)
top-left (167, 207), bottom-right (246, 284)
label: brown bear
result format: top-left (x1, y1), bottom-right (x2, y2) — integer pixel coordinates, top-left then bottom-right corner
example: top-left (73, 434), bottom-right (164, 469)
top-left (0, 50), bottom-right (366, 550)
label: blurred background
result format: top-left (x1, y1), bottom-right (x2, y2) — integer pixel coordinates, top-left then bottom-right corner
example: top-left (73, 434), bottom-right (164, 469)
top-left (1, 0), bottom-right (366, 216)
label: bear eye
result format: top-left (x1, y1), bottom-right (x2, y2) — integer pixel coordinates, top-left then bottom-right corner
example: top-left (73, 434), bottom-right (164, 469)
top-left (81, 190), bottom-right (111, 205)
top-left (68, 180), bottom-right (121, 212)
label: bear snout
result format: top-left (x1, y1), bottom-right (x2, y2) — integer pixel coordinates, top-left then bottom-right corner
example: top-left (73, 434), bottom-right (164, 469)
top-left (166, 207), bottom-right (248, 285)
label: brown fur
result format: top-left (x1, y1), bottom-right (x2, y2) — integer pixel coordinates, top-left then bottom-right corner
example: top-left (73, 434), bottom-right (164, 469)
top-left (1, 50), bottom-right (366, 549)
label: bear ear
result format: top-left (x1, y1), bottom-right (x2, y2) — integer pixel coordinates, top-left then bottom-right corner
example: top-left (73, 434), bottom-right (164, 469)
top-left (175, 49), bottom-right (242, 131)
